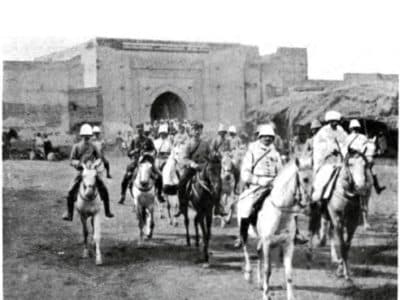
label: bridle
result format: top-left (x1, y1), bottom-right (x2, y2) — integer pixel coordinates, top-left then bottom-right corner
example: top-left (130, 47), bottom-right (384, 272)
top-left (79, 183), bottom-right (98, 202)
top-left (342, 148), bottom-right (369, 194)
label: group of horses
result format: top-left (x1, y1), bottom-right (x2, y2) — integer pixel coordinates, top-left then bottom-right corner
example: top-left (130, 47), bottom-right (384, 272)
top-left (73, 139), bottom-right (377, 300)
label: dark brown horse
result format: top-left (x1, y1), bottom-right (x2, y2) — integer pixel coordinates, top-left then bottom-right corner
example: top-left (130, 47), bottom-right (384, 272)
top-left (182, 153), bottom-right (222, 265)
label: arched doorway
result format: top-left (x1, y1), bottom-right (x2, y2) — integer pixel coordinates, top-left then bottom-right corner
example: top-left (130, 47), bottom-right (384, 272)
top-left (150, 92), bottom-right (187, 121)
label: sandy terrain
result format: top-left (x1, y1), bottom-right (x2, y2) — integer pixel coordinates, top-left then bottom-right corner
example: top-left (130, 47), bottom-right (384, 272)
top-left (3, 156), bottom-right (397, 299)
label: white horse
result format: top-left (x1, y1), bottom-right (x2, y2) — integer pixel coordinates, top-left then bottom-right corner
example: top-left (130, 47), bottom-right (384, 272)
top-left (217, 152), bottom-right (238, 227)
top-left (130, 154), bottom-right (156, 245)
top-left (240, 157), bottom-right (313, 300)
top-left (161, 146), bottom-right (182, 226)
top-left (75, 159), bottom-right (104, 265)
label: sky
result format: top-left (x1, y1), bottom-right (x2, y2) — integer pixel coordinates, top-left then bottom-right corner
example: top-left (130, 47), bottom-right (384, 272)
top-left (1, 0), bottom-right (399, 80)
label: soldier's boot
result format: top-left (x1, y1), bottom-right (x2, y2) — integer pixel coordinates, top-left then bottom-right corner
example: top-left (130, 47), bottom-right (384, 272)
top-left (372, 174), bottom-right (386, 194)
top-left (294, 216), bottom-right (308, 245)
top-left (119, 172), bottom-right (132, 204)
top-left (62, 185), bottom-right (79, 221)
top-left (104, 159), bottom-right (112, 179)
top-left (214, 200), bottom-right (228, 217)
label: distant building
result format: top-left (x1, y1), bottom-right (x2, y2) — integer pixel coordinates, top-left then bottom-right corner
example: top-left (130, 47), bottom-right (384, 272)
top-left (2, 37), bottom-right (397, 137)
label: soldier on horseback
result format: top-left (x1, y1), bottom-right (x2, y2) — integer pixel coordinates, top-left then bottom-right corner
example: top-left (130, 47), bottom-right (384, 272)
top-left (237, 124), bottom-right (308, 246)
top-left (228, 125), bottom-right (242, 151)
top-left (210, 124), bottom-right (232, 154)
top-left (346, 119), bottom-right (385, 194)
top-left (119, 123), bottom-right (156, 204)
top-left (62, 123), bottom-right (114, 221)
top-left (176, 121), bottom-right (227, 217)
top-left (311, 110), bottom-right (348, 203)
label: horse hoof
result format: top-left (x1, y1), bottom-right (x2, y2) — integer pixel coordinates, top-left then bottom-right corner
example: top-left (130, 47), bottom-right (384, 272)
top-left (96, 258), bottom-right (103, 266)
top-left (202, 263), bottom-right (210, 269)
top-left (244, 271), bottom-right (252, 282)
top-left (174, 222), bottom-right (179, 227)
top-left (363, 224), bottom-right (371, 231)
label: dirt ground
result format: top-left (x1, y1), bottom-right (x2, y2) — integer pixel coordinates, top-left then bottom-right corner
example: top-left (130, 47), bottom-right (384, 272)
top-left (3, 155), bottom-right (398, 300)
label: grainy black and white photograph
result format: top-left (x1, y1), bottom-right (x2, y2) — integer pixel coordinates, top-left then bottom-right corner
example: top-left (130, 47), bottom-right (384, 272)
top-left (1, 1), bottom-right (399, 299)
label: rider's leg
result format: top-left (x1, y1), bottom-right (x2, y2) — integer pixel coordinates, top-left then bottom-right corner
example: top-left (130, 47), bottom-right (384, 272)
top-left (119, 161), bottom-right (136, 204)
top-left (103, 157), bottom-right (112, 178)
top-left (176, 167), bottom-right (196, 215)
top-left (62, 173), bottom-right (82, 221)
top-left (370, 163), bottom-right (385, 194)
top-left (96, 176), bottom-right (114, 218)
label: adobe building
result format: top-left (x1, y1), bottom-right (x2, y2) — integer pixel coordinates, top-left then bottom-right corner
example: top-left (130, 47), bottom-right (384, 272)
top-left (3, 37), bottom-right (397, 138)
top-left (3, 38), bottom-right (308, 136)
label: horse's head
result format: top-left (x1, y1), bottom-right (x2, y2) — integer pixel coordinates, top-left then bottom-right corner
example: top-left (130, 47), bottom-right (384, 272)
top-left (294, 156), bottom-right (314, 208)
top-left (136, 156), bottom-right (154, 190)
top-left (221, 153), bottom-right (234, 182)
top-left (344, 149), bottom-right (369, 194)
top-left (203, 154), bottom-right (222, 198)
top-left (81, 161), bottom-right (99, 200)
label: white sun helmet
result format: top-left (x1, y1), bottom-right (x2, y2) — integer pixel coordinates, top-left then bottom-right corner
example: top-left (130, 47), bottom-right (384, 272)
top-left (325, 110), bottom-right (342, 122)
top-left (258, 124), bottom-right (275, 137)
top-left (92, 126), bottom-right (101, 133)
top-left (349, 119), bottom-right (361, 129)
top-left (217, 124), bottom-right (227, 132)
top-left (80, 123), bottom-right (93, 136)
top-left (158, 124), bottom-right (169, 134)
top-left (228, 125), bottom-right (237, 134)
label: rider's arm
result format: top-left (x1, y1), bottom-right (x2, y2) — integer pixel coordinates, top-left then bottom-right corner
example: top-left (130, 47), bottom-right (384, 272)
top-left (240, 150), bottom-right (258, 185)
top-left (181, 142), bottom-right (194, 167)
top-left (70, 144), bottom-right (81, 169)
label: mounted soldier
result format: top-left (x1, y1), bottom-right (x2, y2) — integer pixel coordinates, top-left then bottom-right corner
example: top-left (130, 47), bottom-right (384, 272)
top-left (304, 119), bottom-right (322, 157)
top-left (92, 126), bottom-right (112, 178)
top-left (237, 124), bottom-right (308, 246)
top-left (210, 124), bottom-right (232, 155)
top-left (346, 119), bottom-right (385, 194)
top-left (154, 123), bottom-right (173, 203)
top-left (228, 125), bottom-right (242, 151)
top-left (119, 123), bottom-right (156, 204)
top-left (62, 123), bottom-right (114, 221)
top-left (173, 122), bottom-right (189, 147)
top-left (311, 110), bottom-right (348, 203)
top-left (176, 121), bottom-right (227, 217)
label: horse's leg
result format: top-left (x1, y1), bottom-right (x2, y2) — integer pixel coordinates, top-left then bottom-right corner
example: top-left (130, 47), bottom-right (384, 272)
top-left (342, 210), bottom-right (359, 281)
top-left (257, 240), bottom-right (263, 290)
top-left (331, 214), bottom-right (346, 278)
top-left (205, 212), bottom-right (213, 264)
top-left (81, 215), bottom-right (89, 258)
top-left (283, 240), bottom-right (296, 300)
top-left (361, 195), bottom-right (371, 230)
top-left (220, 194), bottom-right (227, 228)
top-left (166, 196), bottom-right (173, 225)
top-left (262, 239), bottom-right (272, 300)
top-left (199, 215), bottom-right (209, 263)
top-left (93, 214), bottom-right (102, 265)
top-left (137, 205), bottom-right (144, 245)
top-left (147, 207), bottom-right (155, 239)
top-left (194, 214), bottom-right (200, 248)
top-left (184, 209), bottom-right (191, 247)
top-left (318, 214), bottom-right (329, 247)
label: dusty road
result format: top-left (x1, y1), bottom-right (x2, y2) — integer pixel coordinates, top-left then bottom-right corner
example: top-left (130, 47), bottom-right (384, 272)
top-left (3, 156), bottom-right (398, 299)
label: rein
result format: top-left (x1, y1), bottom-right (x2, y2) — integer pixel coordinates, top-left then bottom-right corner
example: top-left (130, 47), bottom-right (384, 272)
top-left (78, 188), bottom-right (98, 202)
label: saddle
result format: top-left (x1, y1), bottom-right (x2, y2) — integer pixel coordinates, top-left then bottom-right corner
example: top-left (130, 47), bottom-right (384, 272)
top-left (248, 187), bottom-right (272, 226)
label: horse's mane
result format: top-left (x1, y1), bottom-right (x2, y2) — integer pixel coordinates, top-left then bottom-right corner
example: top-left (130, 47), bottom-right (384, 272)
top-left (272, 160), bottom-right (297, 193)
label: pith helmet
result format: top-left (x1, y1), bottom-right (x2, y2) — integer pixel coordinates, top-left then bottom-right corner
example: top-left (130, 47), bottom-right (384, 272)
top-left (92, 126), bottom-right (101, 133)
top-left (228, 125), bottom-right (237, 133)
top-left (325, 110), bottom-right (342, 122)
top-left (158, 124), bottom-right (169, 134)
top-left (80, 123), bottom-right (93, 136)
top-left (310, 120), bottom-right (322, 129)
top-left (349, 119), bottom-right (361, 129)
top-left (258, 124), bottom-right (275, 137)
top-left (218, 124), bottom-right (227, 132)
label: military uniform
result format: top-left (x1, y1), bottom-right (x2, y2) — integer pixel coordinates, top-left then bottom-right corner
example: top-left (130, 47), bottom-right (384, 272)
top-left (119, 132), bottom-right (156, 203)
top-left (238, 140), bottom-right (282, 219)
top-left (210, 135), bottom-right (231, 155)
top-left (311, 118), bottom-right (348, 202)
top-left (173, 131), bottom-right (188, 147)
top-left (229, 135), bottom-right (242, 151)
top-left (64, 140), bottom-right (113, 221)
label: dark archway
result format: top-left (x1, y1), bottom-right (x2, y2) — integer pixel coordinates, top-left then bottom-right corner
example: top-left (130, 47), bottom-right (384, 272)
top-left (150, 92), bottom-right (187, 121)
